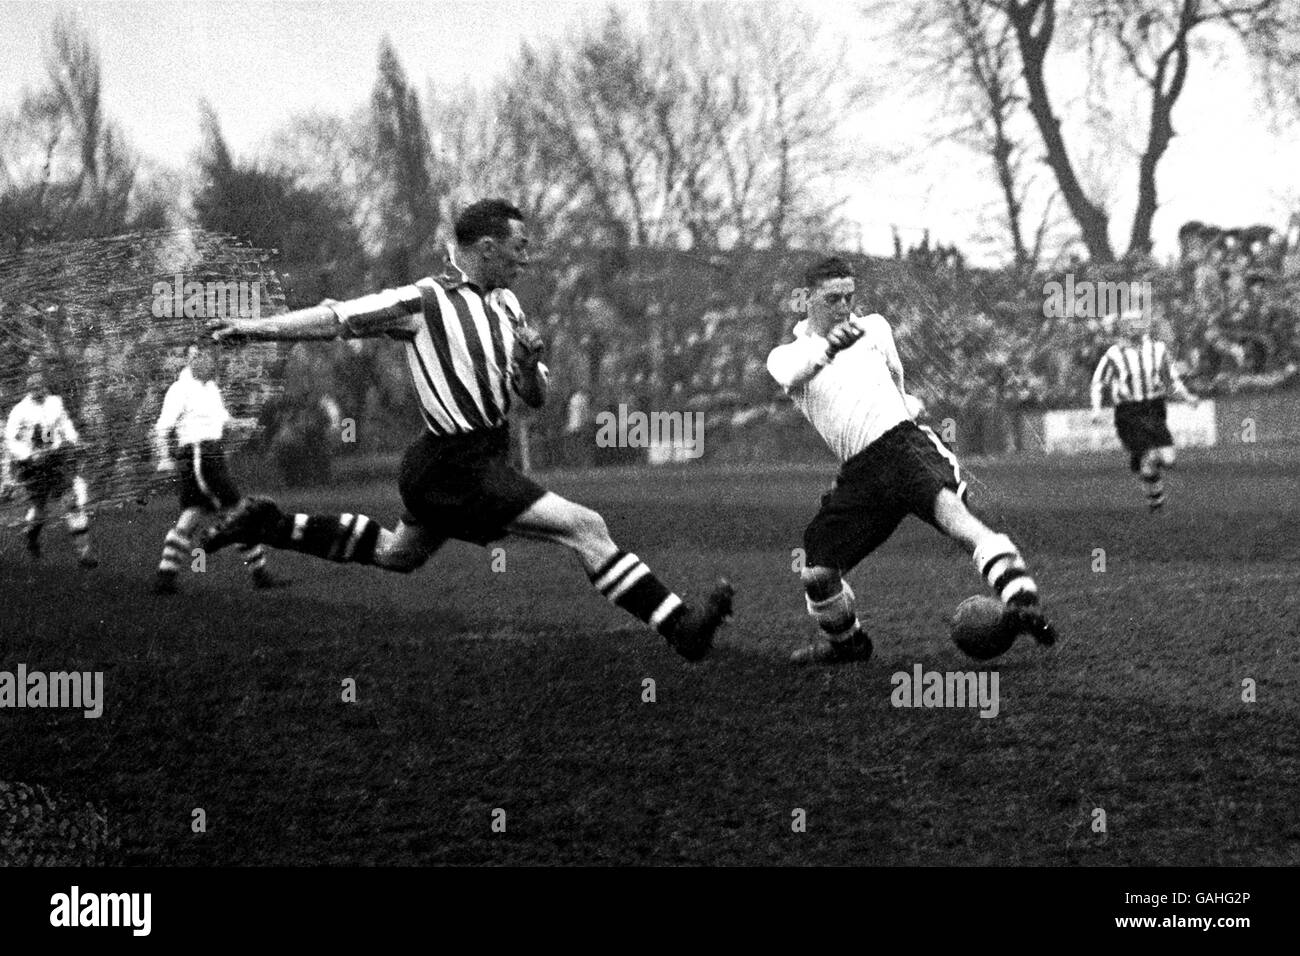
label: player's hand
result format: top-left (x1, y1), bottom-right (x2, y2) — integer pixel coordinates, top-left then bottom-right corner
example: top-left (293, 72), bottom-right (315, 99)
top-left (512, 325), bottom-right (546, 366)
top-left (156, 458), bottom-right (176, 474)
top-left (826, 319), bottom-right (864, 354)
top-left (207, 317), bottom-right (249, 342)
top-left (903, 393), bottom-right (926, 420)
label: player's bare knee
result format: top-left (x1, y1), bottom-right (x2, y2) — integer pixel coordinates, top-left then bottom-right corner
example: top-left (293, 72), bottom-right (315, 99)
top-left (801, 565), bottom-right (842, 601)
top-left (569, 505), bottom-right (612, 551)
top-left (933, 489), bottom-right (987, 551)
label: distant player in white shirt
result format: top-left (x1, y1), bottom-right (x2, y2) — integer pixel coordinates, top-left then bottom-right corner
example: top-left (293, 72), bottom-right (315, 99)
top-left (152, 346), bottom-right (283, 593)
top-left (1, 370), bottom-right (97, 567)
top-left (768, 257), bottom-right (1056, 664)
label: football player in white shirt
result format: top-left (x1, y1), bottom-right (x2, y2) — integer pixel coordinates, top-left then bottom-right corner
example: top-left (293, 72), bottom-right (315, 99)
top-left (768, 257), bottom-right (1056, 664)
top-left (0, 370), bottom-right (97, 567)
top-left (152, 346), bottom-right (284, 594)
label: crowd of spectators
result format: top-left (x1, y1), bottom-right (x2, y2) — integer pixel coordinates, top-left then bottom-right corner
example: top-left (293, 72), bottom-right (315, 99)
top-left (1171, 216), bottom-right (1300, 390)
top-left (4, 215), bottom-right (1297, 474)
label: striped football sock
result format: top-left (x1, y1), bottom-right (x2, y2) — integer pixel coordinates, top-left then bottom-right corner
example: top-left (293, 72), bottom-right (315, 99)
top-left (273, 512), bottom-right (381, 565)
top-left (806, 580), bottom-right (861, 640)
top-left (240, 543), bottom-right (268, 574)
top-left (1140, 467), bottom-right (1165, 508)
top-left (589, 550), bottom-right (685, 634)
top-left (158, 528), bottom-right (191, 576)
top-left (973, 533), bottom-right (1039, 605)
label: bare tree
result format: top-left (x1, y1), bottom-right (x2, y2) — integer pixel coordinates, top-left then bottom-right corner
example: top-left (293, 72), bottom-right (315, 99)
top-left (490, 3), bottom-right (852, 251)
top-left (368, 38), bottom-right (445, 284)
top-left (0, 13), bottom-right (169, 251)
top-left (905, 0), bottom-right (1300, 262)
top-left (888, 0), bottom-right (1061, 267)
top-left (1000, 0), bottom-right (1117, 261)
top-left (1001, 0), bottom-right (1300, 262)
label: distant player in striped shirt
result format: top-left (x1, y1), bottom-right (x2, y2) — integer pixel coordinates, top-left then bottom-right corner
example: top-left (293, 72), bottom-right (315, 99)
top-left (1090, 310), bottom-right (1199, 511)
top-left (0, 369), bottom-right (97, 567)
top-left (769, 257), bottom-right (1056, 665)
top-left (152, 345), bottom-right (284, 593)
top-left (203, 199), bottom-right (732, 660)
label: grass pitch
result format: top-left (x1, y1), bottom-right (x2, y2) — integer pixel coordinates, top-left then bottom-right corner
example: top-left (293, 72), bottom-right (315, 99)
top-left (1, 448), bottom-right (1297, 865)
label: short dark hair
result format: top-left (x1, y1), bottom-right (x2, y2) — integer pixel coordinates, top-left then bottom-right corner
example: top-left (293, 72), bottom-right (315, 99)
top-left (454, 199), bottom-right (524, 246)
top-left (805, 256), bottom-right (855, 289)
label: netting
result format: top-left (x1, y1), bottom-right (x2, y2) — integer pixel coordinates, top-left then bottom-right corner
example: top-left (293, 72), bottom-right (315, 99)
top-left (0, 229), bottom-right (286, 517)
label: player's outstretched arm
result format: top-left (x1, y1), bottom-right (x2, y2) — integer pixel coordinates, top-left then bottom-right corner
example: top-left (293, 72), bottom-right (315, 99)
top-left (208, 304), bottom-right (342, 343)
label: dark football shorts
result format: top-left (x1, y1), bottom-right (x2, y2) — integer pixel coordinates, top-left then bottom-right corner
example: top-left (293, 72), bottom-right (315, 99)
top-left (1114, 398), bottom-right (1173, 471)
top-left (16, 450), bottom-right (72, 506)
top-left (398, 426), bottom-right (547, 546)
top-left (178, 441), bottom-right (242, 510)
top-left (803, 420), bottom-right (969, 571)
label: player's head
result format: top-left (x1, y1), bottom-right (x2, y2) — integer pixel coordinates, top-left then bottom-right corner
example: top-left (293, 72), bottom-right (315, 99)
top-left (26, 370), bottom-right (48, 399)
top-left (454, 199), bottom-right (529, 290)
top-left (190, 347), bottom-right (217, 382)
top-left (185, 343), bottom-right (201, 366)
top-left (803, 256), bottom-right (856, 328)
top-left (1118, 308), bottom-right (1150, 341)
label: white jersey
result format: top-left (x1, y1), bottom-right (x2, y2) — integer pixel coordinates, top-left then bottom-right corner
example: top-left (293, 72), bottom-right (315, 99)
top-left (155, 368), bottom-right (231, 448)
top-left (767, 313), bottom-right (912, 463)
top-left (4, 394), bottom-right (80, 463)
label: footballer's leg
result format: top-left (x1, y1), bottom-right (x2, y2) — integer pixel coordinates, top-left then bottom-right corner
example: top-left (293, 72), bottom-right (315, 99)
top-left (23, 500), bottom-right (45, 558)
top-left (791, 564), bottom-right (873, 665)
top-left (20, 470), bottom-right (48, 559)
top-left (904, 423), bottom-right (1055, 646)
top-left (789, 458), bottom-right (898, 665)
top-left (196, 442), bottom-right (288, 588)
top-left (207, 497), bottom-right (442, 573)
top-left (1138, 446), bottom-right (1173, 512)
top-left (155, 506), bottom-right (207, 594)
top-left (930, 489), bottom-right (1056, 647)
top-left (505, 492), bottom-right (733, 662)
top-left (64, 474), bottom-right (96, 568)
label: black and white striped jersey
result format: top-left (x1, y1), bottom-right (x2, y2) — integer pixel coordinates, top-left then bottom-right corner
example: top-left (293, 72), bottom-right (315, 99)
top-left (330, 271), bottom-right (540, 437)
top-left (1091, 336), bottom-right (1191, 406)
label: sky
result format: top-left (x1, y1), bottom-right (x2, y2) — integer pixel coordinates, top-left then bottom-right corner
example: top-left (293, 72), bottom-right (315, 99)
top-left (1, 0), bottom-right (1298, 264)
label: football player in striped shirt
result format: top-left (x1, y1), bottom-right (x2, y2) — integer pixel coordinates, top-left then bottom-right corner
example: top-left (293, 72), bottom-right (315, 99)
top-left (203, 199), bottom-right (732, 660)
top-left (769, 257), bottom-right (1055, 665)
top-left (1090, 310), bottom-right (1199, 511)
top-left (0, 369), bottom-right (97, 567)
top-left (152, 345), bottom-right (284, 593)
